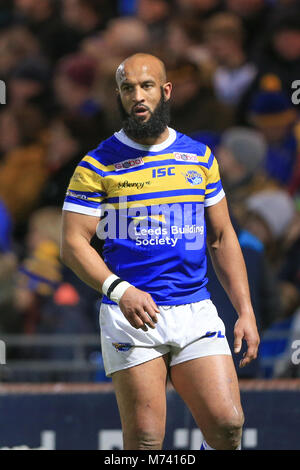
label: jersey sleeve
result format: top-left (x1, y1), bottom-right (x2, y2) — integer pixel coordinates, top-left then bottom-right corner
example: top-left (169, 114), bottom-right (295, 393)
top-left (204, 148), bottom-right (225, 207)
top-left (62, 157), bottom-right (107, 217)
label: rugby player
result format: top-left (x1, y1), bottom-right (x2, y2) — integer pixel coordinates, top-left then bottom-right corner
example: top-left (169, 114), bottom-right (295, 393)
top-left (60, 53), bottom-right (260, 450)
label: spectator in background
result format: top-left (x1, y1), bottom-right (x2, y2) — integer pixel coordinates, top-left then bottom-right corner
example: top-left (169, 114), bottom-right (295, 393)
top-left (0, 199), bottom-right (19, 334)
top-left (239, 189), bottom-right (299, 377)
top-left (53, 52), bottom-right (111, 150)
top-left (207, 220), bottom-right (283, 378)
top-left (14, 206), bottom-right (63, 334)
top-left (164, 15), bottom-right (212, 65)
top-left (0, 26), bottom-right (40, 81)
top-left (279, 227), bottom-right (300, 320)
top-left (54, 53), bottom-right (97, 115)
top-left (166, 57), bottom-right (235, 134)
top-left (251, 5), bottom-right (300, 97)
top-left (204, 12), bottom-right (257, 107)
top-left (39, 114), bottom-right (102, 207)
top-left (247, 76), bottom-right (300, 187)
top-left (0, 105), bottom-right (22, 160)
top-left (216, 126), bottom-right (278, 224)
top-left (224, 0), bottom-right (272, 57)
top-left (258, 305), bottom-right (300, 378)
top-left (62, 0), bottom-right (116, 46)
top-left (243, 189), bottom-right (297, 267)
top-left (136, 0), bottom-right (174, 44)
top-left (251, 200), bottom-right (300, 379)
top-left (8, 56), bottom-right (54, 116)
top-left (0, 105), bottom-right (48, 227)
top-left (82, 16), bottom-right (151, 62)
top-left (103, 16), bottom-right (151, 57)
top-left (14, 206), bottom-right (99, 376)
top-left (236, 6), bottom-right (300, 124)
top-left (13, 0), bottom-right (80, 62)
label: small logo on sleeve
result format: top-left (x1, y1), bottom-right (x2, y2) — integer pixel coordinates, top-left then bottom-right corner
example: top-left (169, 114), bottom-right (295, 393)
top-left (66, 190), bottom-right (88, 200)
top-left (174, 152), bottom-right (198, 162)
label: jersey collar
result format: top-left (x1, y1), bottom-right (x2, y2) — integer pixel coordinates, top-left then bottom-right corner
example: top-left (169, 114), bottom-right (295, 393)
top-left (114, 127), bottom-right (177, 152)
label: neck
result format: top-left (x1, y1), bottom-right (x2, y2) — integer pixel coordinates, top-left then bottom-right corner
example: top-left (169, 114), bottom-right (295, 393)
top-left (125, 126), bottom-right (170, 146)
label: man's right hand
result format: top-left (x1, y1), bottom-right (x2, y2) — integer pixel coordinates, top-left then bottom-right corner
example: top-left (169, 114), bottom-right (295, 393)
top-left (119, 286), bottom-right (160, 332)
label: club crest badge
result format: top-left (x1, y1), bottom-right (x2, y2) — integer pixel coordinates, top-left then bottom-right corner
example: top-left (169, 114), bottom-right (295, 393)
top-left (183, 170), bottom-right (203, 185)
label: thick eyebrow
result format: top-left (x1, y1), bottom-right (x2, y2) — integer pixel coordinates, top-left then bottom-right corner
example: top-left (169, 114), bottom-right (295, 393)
top-left (120, 81), bottom-right (132, 89)
top-left (120, 79), bottom-right (156, 90)
top-left (142, 79), bottom-right (156, 85)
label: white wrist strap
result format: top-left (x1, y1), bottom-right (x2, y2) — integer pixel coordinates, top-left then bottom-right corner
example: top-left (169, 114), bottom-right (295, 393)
top-left (110, 281), bottom-right (132, 304)
top-left (101, 274), bottom-right (119, 296)
top-left (101, 274), bottom-right (132, 304)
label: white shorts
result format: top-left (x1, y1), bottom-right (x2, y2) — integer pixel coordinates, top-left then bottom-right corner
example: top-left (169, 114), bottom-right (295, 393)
top-left (99, 299), bottom-right (231, 377)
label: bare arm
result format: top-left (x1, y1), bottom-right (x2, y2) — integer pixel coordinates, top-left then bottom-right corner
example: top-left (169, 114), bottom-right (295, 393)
top-left (60, 210), bottom-right (112, 290)
top-left (205, 197), bottom-right (260, 367)
top-left (60, 210), bottom-right (159, 331)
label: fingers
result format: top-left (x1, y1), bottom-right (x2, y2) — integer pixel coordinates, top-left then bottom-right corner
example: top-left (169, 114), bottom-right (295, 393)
top-left (234, 327), bottom-right (259, 367)
top-left (126, 310), bottom-right (154, 332)
top-left (234, 319), bottom-right (260, 368)
top-left (136, 307), bottom-right (157, 330)
top-left (234, 328), bottom-right (243, 354)
top-left (239, 339), bottom-right (259, 368)
top-left (122, 292), bottom-right (160, 331)
top-left (148, 296), bottom-right (160, 314)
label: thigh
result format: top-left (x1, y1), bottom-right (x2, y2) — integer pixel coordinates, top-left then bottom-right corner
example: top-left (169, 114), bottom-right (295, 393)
top-left (112, 355), bottom-right (169, 449)
top-left (170, 355), bottom-right (244, 437)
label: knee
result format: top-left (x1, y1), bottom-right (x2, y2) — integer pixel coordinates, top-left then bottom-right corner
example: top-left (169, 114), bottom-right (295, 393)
top-left (216, 411), bottom-right (244, 450)
top-left (206, 410), bottom-right (244, 450)
top-left (124, 428), bottom-right (165, 450)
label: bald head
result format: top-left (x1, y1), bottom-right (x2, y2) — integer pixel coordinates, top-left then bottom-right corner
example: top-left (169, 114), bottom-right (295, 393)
top-left (115, 52), bottom-right (172, 137)
top-left (116, 53), bottom-right (167, 88)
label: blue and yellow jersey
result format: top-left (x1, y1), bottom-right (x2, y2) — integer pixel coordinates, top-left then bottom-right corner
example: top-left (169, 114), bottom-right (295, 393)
top-left (63, 128), bottom-right (225, 305)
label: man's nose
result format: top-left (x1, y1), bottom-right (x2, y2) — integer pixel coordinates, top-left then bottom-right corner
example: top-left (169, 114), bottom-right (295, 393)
top-left (132, 86), bottom-right (145, 103)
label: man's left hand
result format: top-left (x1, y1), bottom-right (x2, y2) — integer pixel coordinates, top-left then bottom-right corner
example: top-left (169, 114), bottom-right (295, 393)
top-left (233, 315), bottom-right (260, 368)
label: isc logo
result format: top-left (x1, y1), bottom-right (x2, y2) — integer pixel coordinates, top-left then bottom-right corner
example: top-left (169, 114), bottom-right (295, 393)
top-left (152, 167), bottom-right (175, 178)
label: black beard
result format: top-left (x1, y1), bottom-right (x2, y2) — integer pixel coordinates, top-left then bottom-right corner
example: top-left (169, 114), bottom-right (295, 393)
top-left (117, 90), bottom-right (171, 141)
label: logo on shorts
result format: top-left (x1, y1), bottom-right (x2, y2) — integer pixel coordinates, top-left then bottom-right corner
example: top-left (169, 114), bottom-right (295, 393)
top-left (112, 342), bottom-right (132, 352)
top-left (204, 331), bottom-right (225, 338)
top-left (114, 157), bottom-right (144, 171)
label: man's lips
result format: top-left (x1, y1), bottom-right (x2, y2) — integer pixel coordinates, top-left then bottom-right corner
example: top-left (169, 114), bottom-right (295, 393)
top-left (132, 105), bottom-right (150, 117)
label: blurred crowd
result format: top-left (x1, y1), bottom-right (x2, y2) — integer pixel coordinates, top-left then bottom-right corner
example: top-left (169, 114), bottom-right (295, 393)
top-left (0, 0), bottom-right (300, 380)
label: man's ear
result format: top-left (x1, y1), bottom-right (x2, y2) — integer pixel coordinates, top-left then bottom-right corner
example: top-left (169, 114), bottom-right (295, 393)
top-left (163, 82), bottom-right (172, 101)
